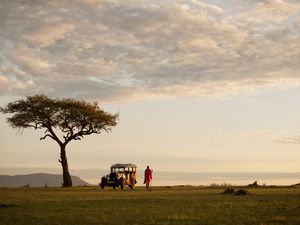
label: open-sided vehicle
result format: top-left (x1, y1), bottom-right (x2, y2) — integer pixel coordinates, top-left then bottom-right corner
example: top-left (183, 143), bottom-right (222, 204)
top-left (100, 163), bottom-right (137, 189)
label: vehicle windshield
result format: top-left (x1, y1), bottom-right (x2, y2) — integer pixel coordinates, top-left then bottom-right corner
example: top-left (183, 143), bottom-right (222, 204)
top-left (111, 167), bottom-right (136, 173)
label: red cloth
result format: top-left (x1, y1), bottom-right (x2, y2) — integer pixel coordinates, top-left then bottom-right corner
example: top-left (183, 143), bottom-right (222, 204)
top-left (144, 168), bottom-right (152, 183)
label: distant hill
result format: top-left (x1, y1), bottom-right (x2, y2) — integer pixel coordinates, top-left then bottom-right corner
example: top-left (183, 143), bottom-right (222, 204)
top-left (0, 173), bottom-right (90, 187)
top-left (0, 167), bottom-right (299, 186)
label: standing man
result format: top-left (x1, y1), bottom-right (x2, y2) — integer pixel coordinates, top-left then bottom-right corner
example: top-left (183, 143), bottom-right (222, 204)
top-left (144, 166), bottom-right (153, 190)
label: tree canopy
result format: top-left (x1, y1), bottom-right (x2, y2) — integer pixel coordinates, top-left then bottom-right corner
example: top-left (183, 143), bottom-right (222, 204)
top-left (1, 95), bottom-right (119, 187)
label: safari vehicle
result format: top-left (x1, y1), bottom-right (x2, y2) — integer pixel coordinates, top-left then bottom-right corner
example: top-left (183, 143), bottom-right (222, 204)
top-left (100, 163), bottom-right (137, 189)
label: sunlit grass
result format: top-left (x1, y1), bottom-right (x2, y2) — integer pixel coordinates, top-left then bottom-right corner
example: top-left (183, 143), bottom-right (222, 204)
top-left (0, 186), bottom-right (300, 225)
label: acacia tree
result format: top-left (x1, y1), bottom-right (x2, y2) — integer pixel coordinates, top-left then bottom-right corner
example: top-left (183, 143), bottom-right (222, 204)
top-left (0, 95), bottom-right (118, 187)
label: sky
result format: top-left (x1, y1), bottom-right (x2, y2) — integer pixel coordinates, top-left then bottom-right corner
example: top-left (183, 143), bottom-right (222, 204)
top-left (1, 0), bottom-right (300, 185)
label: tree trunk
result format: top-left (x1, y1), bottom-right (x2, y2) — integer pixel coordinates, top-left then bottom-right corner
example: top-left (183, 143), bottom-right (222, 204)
top-left (59, 144), bottom-right (72, 187)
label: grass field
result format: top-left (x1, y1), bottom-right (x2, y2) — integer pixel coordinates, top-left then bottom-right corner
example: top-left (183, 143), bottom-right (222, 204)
top-left (1, 186), bottom-right (300, 225)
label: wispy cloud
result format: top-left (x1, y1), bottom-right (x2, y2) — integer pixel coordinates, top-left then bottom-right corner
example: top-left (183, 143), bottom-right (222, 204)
top-left (273, 136), bottom-right (300, 145)
top-left (1, 0), bottom-right (300, 102)
top-left (217, 129), bottom-right (300, 146)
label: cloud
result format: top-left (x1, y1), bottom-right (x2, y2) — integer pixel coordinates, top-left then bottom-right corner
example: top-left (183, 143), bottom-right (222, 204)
top-left (273, 136), bottom-right (300, 145)
top-left (1, 0), bottom-right (300, 102)
top-left (24, 23), bottom-right (74, 48)
top-left (10, 51), bottom-right (51, 76)
top-left (0, 74), bottom-right (7, 92)
top-left (192, 1), bottom-right (226, 16)
top-left (249, 0), bottom-right (299, 21)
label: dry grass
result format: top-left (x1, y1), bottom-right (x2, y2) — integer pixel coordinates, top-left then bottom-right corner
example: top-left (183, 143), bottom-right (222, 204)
top-left (0, 186), bottom-right (300, 225)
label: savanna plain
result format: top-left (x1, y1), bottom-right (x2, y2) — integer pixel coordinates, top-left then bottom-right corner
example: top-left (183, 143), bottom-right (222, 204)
top-left (0, 186), bottom-right (300, 225)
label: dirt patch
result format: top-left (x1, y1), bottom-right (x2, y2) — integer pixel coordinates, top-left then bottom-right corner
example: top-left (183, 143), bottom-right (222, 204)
top-left (0, 203), bottom-right (17, 208)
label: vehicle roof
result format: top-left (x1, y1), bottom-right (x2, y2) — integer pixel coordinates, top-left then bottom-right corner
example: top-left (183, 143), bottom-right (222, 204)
top-left (111, 163), bottom-right (137, 169)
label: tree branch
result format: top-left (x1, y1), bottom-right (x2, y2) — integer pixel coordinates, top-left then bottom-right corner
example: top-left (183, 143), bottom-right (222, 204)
top-left (47, 126), bottom-right (63, 146)
top-left (40, 134), bottom-right (54, 141)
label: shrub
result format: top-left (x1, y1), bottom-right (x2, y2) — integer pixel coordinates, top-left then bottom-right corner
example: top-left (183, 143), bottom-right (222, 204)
top-left (222, 188), bottom-right (235, 194)
top-left (234, 189), bottom-right (250, 196)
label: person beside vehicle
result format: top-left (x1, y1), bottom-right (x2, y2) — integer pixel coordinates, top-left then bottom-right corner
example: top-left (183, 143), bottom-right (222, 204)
top-left (144, 166), bottom-right (153, 190)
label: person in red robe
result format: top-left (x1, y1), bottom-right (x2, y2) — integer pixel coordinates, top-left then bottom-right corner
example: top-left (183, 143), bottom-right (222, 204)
top-left (144, 166), bottom-right (153, 189)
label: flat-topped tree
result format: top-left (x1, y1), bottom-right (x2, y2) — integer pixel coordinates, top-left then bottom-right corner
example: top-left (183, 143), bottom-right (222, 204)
top-left (0, 95), bottom-right (118, 187)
